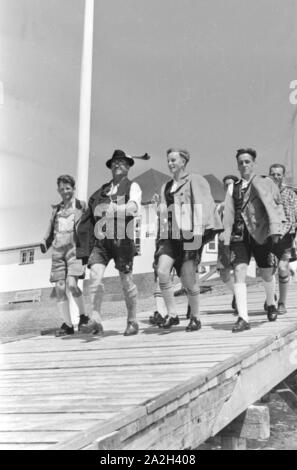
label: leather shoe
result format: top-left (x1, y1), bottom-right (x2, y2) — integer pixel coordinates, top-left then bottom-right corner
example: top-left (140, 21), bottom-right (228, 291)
top-left (124, 321), bottom-right (139, 336)
top-left (267, 304), bottom-right (278, 322)
top-left (232, 317), bottom-right (251, 333)
top-left (162, 315), bottom-right (180, 329)
top-left (80, 319), bottom-right (104, 335)
top-left (186, 305), bottom-right (191, 319)
top-left (185, 317), bottom-right (201, 332)
top-left (277, 302), bottom-right (287, 315)
top-left (78, 314), bottom-right (90, 331)
top-left (149, 311), bottom-right (164, 326)
top-left (264, 294), bottom-right (277, 312)
top-left (55, 323), bottom-right (74, 337)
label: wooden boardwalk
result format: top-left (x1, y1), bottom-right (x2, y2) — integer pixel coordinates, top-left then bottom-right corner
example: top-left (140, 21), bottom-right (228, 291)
top-left (0, 284), bottom-right (297, 450)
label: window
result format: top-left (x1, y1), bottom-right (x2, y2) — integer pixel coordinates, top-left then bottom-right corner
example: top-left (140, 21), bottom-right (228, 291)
top-left (20, 249), bottom-right (35, 265)
top-left (205, 236), bottom-right (218, 253)
top-left (134, 216), bottom-right (142, 255)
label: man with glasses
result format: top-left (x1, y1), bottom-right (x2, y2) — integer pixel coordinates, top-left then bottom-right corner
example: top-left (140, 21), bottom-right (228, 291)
top-left (77, 150), bottom-right (142, 336)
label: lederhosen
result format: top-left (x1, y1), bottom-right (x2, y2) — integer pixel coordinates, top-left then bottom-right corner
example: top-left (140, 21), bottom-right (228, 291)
top-left (230, 179), bottom-right (276, 268)
top-left (154, 180), bottom-right (202, 277)
top-left (87, 178), bottom-right (137, 273)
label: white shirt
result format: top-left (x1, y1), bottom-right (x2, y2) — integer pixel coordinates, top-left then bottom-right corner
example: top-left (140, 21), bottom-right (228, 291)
top-left (107, 182), bottom-right (142, 216)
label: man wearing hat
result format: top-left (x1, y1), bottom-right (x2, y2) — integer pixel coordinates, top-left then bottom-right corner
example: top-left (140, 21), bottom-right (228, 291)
top-left (77, 150), bottom-right (142, 336)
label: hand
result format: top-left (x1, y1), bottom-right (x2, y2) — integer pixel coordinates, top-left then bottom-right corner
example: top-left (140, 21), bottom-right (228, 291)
top-left (40, 242), bottom-right (47, 254)
top-left (271, 234), bottom-right (281, 244)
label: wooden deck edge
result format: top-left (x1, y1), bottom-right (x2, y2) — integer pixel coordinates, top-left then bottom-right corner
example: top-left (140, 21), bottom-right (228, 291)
top-left (0, 334), bottom-right (39, 344)
top-left (48, 324), bottom-right (297, 450)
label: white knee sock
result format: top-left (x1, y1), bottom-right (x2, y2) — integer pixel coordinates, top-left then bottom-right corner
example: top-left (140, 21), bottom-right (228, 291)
top-left (186, 286), bottom-right (200, 319)
top-left (73, 294), bottom-right (87, 316)
top-left (234, 283), bottom-right (248, 322)
top-left (89, 282), bottom-right (104, 324)
top-left (159, 280), bottom-right (176, 317)
top-left (154, 282), bottom-right (166, 316)
top-left (57, 300), bottom-right (72, 327)
top-left (263, 278), bottom-right (276, 306)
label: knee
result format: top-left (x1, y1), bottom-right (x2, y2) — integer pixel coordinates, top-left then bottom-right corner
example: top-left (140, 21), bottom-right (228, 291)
top-left (157, 268), bottom-right (171, 283)
top-left (68, 283), bottom-right (81, 297)
top-left (234, 265), bottom-right (246, 282)
top-left (55, 280), bottom-right (67, 300)
top-left (120, 273), bottom-right (136, 293)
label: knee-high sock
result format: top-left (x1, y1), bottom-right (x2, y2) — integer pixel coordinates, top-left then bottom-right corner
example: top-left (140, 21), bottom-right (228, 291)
top-left (159, 280), bottom-right (176, 317)
top-left (279, 272), bottom-right (290, 305)
top-left (234, 283), bottom-right (248, 322)
top-left (154, 280), bottom-right (166, 316)
top-left (186, 286), bottom-right (200, 319)
top-left (89, 282), bottom-right (104, 324)
top-left (57, 300), bottom-right (72, 327)
top-left (225, 278), bottom-right (234, 294)
top-left (72, 291), bottom-right (87, 316)
top-left (120, 273), bottom-right (137, 322)
top-left (263, 277), bottom-right (276, 306)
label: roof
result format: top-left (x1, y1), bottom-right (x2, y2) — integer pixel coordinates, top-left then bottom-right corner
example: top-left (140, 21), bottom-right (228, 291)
top-left (203, 174), bottom-right (225, 202)
top-left (133, 169), bottom-right (171, 203)
top-left (133, 169), bottom-right (225, 203)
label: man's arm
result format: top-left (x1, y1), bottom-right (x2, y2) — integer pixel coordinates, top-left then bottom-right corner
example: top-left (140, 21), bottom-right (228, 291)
top-left (223, 184), bottom-right (235, 245)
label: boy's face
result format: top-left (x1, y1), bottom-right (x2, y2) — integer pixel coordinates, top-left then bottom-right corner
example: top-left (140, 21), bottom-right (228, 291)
top-left (237, 154), bottom-right (255, 180)
top-left (57, 182), bottom-right (75, 202)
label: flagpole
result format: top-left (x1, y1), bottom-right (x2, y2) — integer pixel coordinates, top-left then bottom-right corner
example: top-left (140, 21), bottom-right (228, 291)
top-left (76, 0), bottom-right (94, 201)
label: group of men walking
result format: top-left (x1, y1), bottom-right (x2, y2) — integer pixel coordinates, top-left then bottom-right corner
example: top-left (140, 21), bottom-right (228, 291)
top-left (41, 147), bottom-right (297, 337)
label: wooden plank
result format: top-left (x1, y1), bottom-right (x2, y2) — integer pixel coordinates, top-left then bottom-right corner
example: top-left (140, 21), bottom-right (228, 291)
top-left (0, 430), bottom-right (77, 444)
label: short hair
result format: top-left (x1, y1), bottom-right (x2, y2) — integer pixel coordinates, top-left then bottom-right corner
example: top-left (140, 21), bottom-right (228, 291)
top-left (235, 148), bottom-right (257, 161)
top-left (57, 174), bottom-right (75, 188)
top-left (222, 175), bottom-right (239, 184)
top-left (269, 163), bottom-right (286, 175)
top-left (166, 148), bottom-right (190, 163)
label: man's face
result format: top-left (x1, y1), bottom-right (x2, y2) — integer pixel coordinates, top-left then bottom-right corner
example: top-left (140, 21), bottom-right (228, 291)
top-left (57, 182), bottom-right (75, 202)
top-left (269, 166), bottom-right (284, 187)
top-left (237, 154), bottom-right (255, 179)
top-left (111, 158), bottom-right (130, 179)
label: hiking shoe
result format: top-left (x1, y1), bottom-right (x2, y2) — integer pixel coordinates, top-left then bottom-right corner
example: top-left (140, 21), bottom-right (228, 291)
top-left (149, 311), bottom-right (164, 326)
top-left (80, 319), bottom-right (104, 335)
top-left (124, 321), bottom-right (139, 336)
top-left (186, 305), bottom-right (191, 319)
top-left (78, 314), bottom-right (90, 331)
top-left (277, 302), bottom-right (287, 315)
top-left (267, 304), bottom-right (278, 322)
top-left (55, 323), bottom-right (74, 337)
top-left (232, 318), bottom-right (251, 333)
top-left (264, 294), bottom-right (277, 312)
top-left (185, 317), bottom-right (202, 332)
top-left (162, 315), bottom-right (180, 329)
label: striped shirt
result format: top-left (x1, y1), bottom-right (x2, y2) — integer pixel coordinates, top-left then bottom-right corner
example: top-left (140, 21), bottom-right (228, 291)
top-left (280, 185), bottom-right (297, 235)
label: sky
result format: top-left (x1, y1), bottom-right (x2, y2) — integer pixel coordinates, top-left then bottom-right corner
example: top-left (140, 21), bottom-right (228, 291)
top-left (1, 0), bottom-right (297, 247)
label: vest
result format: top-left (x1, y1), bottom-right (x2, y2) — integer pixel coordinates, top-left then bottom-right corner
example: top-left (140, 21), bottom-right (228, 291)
top-left (232, 179), bottom-right (253, 238)
top-left (89, 177), bottom-right (134, 240)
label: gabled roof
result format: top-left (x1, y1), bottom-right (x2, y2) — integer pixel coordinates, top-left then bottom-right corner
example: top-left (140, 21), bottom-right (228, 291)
top-left (133, 169), bottom-right (171, 203)
top-left (133, 169), bottom-right (225, 203)
top-left (203, 174), bottom-right (225, 202)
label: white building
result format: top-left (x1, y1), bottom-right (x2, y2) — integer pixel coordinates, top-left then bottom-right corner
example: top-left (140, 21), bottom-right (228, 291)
top-left (0, 170), bottom-right (254, 297)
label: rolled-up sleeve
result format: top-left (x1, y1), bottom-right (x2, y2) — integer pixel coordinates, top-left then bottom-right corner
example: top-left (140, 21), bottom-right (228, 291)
top-left (128, 182), bottom-right (142, 214)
